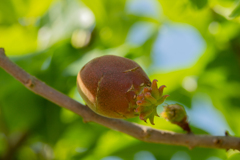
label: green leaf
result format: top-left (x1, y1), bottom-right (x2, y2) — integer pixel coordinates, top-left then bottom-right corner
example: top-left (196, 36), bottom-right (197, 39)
top-left (230, 3), bottom-right (240, 18)
top-left (189, 0), bottom-right (208, 9)
top-left (228, 153), bottom-right (240, 160)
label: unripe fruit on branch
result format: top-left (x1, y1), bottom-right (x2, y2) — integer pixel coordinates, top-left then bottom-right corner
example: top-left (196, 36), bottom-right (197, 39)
top-left (77, 55), bottom-right (168, 124)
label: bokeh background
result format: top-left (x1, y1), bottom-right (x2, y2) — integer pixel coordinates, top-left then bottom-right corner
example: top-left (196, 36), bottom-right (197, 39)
top-left (1, 0), bottom-right (240, 159)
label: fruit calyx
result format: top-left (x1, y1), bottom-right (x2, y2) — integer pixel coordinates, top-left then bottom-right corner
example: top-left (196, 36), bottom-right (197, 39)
top-left (135, 79), bottom-right (169, 125)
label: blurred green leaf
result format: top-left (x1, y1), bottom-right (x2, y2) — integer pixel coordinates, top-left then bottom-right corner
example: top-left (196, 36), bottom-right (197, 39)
top-left (0, 0), bottom-right (18, 24)
top-left (230, 3), bottom-right (240, 18)
top-left (0, 25), bottom-right (38, 55)
top-left (228, 153), bottom-right (240, 160)
top-left (189, 0), bottom-right (208, 9)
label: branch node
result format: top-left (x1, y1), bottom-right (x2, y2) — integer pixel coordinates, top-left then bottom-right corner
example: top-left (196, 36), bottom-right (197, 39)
top-left (224, 131), bottom-right (231, 151)
top-left (188, 145), bottom-right (195, 150)
top-left (25, 77), bottom-right (35, 88)
top-left (83, 117), bottom-right (91, 123)
top-left (0, 48), bottom-right (5, 55)
top-left (213, 138), bottom-right (222, 145)
top-left (141, 127), bottom-right (152, 141)
top-left (225, 131), bottom-right (230, 137)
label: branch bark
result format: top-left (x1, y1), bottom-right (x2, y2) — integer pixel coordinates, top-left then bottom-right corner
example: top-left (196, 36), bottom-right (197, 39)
top-left (0, 48), bottom-right (240, 150)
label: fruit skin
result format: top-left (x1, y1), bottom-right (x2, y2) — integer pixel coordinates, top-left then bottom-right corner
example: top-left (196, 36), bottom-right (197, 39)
top-left (77, 55), bottom-right (151, 119)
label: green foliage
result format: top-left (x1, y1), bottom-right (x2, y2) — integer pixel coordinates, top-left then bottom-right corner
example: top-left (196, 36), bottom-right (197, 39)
top-left (189, 0), bottom-right (208, 9)
top-left (1, 0), bottom-right (240, 159)
top-left (230, 3), bottom-right (240, 18)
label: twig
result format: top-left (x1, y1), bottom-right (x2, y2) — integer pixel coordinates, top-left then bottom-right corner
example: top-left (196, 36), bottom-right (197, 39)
top-left (0, 48), bottom-right (240, 150)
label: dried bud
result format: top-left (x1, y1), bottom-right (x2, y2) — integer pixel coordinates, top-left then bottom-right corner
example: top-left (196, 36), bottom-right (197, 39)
top-left (161, 104), bottom-right (191, 133)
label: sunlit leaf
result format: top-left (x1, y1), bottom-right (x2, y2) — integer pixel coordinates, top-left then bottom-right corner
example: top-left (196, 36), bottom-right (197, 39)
top-left (229, 3), bottom-right (240, 18)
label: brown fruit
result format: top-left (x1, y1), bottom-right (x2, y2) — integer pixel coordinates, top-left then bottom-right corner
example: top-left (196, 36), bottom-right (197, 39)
top-left (77, 55), bottom-right (168, 124)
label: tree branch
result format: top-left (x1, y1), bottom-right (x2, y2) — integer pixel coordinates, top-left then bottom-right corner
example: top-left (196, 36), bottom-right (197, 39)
top-left (0, 48), bottom-right (240, 150)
